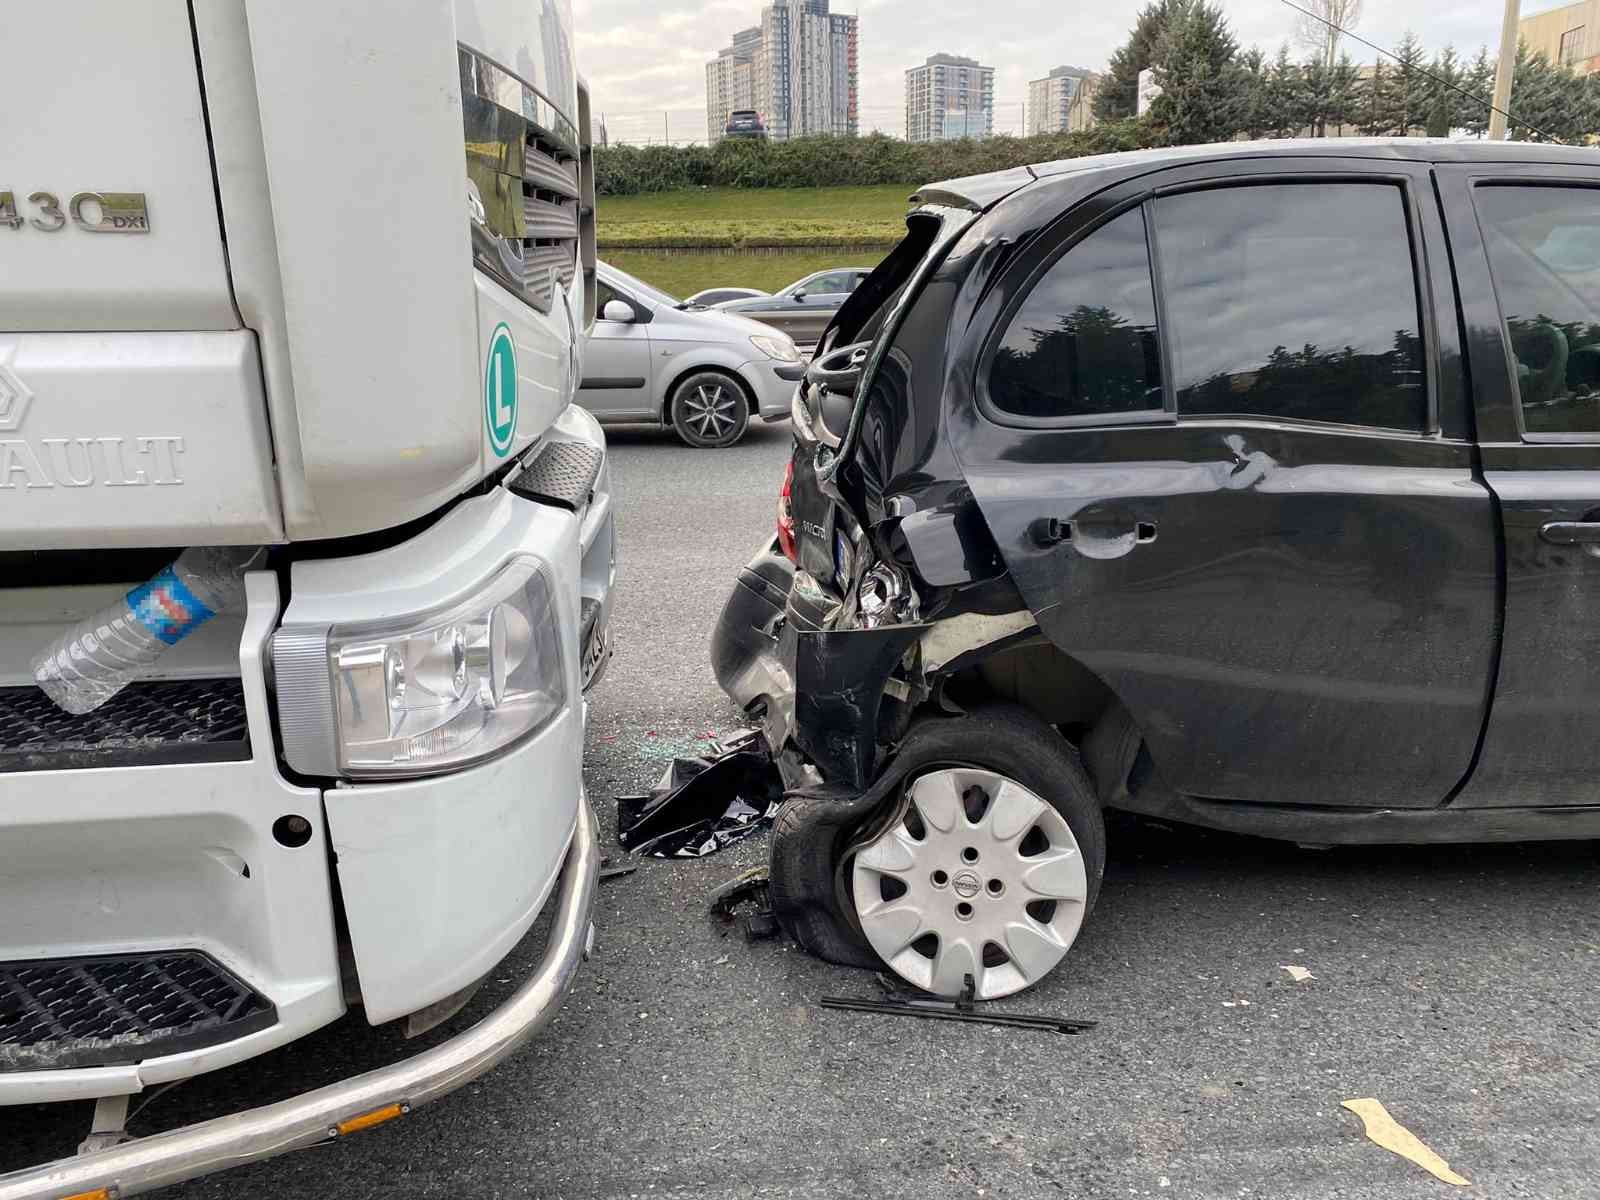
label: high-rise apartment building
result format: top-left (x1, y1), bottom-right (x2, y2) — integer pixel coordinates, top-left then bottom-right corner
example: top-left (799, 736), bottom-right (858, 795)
top-left (1026, 65), bottom-right (1100, 135)
top-left (707, 0), bottom-right (858, 142)
top-left (706, 26), bottom-right (761, 141)
top-left (904, 53), bottom-right (994, 142)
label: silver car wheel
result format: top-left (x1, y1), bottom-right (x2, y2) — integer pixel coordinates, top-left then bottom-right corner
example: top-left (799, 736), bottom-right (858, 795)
top-left (851, 767), bottom-right (1088, 999)
top-left (684, 383), bottom-right (736, 439)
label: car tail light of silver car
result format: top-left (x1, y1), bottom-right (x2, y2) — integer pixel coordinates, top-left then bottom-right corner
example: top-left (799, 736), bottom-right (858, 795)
top-left (276, 558), bottom-right (565, 778)
top-left (777, 459), bottom-right (798, 564)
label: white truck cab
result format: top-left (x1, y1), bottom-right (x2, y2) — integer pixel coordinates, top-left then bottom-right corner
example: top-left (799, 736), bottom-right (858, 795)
top-left (0, 3), bottom-right (609, 1194)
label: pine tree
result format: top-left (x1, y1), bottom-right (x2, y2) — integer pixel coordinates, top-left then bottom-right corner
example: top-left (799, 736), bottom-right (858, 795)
top-left (1326, 54), bottom-right (1361, 134)
top-left (1236, 47), bottom-right (1275, 139)
top-left (1381, 32), bottom-right (1427, 135)
top-left (1508, 42), bottom-right (1596, 142)
top-left (1094, 0), bottom-right (1187, 121)
top-left (1268, 44), bottom-right (1303, 137)
top-left (1425, 46), bottom-right (1461, 137)
top-left (1461, 45), bottom-right (1495, 136)
top-left (1359, 59), bottom-right (1387, 136)
top-left (1149, 0), bottom-right (1242, 145)
top-left (1301, 55), bottom-right (1332, 136)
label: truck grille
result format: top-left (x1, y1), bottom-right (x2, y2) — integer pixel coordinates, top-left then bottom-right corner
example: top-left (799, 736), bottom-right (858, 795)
top-left (522, 140), bottom-right (579, 310)
top-left (0, 951), bottom-right (275, 1071)
top-left (461, 46), bottom-right (583, 315)
top-left (0, 677), bottom-right (249, 772)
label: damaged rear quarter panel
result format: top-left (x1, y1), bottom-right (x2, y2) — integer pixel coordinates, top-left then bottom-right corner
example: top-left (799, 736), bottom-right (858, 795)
top-left (789, 622), bottom-right (925, 789)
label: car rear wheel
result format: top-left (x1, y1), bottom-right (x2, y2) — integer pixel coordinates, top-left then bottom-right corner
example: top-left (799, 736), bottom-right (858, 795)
top-left (670, 371), bottom-right (750, 448)
top-left (849, 709), bottom-right (1104, 999)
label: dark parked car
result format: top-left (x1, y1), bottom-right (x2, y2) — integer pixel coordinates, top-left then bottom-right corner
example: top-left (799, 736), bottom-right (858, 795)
top-left (713, 138), bottom-right (1600, 1000)
top-left (714, 267), bottom-right (874, 351)
top-left (724, 109), bottom-right (766, 140)
top-left (684, 286), bottom-right (768, 306)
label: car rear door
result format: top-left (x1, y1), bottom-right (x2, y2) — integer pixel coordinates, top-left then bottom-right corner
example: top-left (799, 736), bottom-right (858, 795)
top-left (1438, 164), bottom-right (1600, 808)
top-left (946, 157), bottom-right (1500, 808)
top-left (577, 278), bottom-right (653, 419)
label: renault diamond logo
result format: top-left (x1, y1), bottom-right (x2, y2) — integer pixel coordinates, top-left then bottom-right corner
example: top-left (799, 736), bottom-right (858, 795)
top-left (0, 353), bottom-right (32, 432)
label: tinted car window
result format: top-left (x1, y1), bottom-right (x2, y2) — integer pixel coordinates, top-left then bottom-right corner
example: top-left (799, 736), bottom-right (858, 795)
top-left (987, 206), bottom-right (1163, 421)
top-left (1477, 185), bottom-right (1600, 435)
top-left (595, 279), bottom-right (621, 314)
top-left (1153, 183), bottom-right (1427, 431)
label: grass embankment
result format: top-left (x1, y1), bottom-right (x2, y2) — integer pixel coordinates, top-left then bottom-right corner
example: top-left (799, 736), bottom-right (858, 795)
top-left (596, 184), bottom-right (911, 248)
top-left (596, 184), bottom-right (906, 296)
top-left (603, 248), bottom-right (890, 298)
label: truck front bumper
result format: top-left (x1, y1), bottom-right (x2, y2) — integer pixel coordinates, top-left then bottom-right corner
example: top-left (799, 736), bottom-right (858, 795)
top-left (1, 408), bottom-right (613, 1109)
top-left (0, 799), bottom-right (599, 1200)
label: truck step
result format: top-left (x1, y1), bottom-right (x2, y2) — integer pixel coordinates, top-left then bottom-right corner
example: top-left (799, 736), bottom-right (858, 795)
top-left (510, 441), bottom-right (604, 512)
top-left (0, 677), bottom-right (249, 773)
top-left (1, 951), bottom-right (276, 1071)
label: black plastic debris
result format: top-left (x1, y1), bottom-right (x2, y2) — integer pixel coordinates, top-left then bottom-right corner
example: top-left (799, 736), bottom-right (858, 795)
top-left (708, 868), bottom-right (780, 941)
top-left (820, 974), bottom-right (1097, 1035)
top-left (598, 856), bottom-right (639, 882)
top-left (615, 730), bottom-right (783, 858)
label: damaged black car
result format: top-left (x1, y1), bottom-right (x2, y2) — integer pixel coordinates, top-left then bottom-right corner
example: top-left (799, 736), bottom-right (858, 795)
top-left (713, 139), bottom-right (1600, 999)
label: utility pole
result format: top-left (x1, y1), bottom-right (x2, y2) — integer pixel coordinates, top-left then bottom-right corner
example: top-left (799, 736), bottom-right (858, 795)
top-left (1488, 0), bottom-right (1520, 140)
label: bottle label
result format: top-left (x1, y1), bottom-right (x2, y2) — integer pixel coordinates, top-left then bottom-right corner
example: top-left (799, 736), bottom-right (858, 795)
top-left (126, 565), bottom-right (216, 646)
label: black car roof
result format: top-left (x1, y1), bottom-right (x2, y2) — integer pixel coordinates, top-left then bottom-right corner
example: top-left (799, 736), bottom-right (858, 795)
top-left (910, 137), bottom-right (1600, 212)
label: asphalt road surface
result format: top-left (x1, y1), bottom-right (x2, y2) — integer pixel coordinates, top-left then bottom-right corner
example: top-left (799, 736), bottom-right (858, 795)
top-left (7, 417), bottom-right (1600, 1198)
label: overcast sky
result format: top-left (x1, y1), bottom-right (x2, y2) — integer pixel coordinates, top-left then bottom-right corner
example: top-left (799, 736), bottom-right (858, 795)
top-left (573, 0), bottom-right (1573, 141)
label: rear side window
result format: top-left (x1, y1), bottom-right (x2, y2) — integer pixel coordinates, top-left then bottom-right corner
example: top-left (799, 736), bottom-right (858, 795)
top-left (805, 272), bottom-right (852, 295)
top-left (987, 207), bottom-right (1164, 421)
top-left (1477, 185), bottom-right (1600, 435)
top-left (1153, 183), bottom-right (1427, 431)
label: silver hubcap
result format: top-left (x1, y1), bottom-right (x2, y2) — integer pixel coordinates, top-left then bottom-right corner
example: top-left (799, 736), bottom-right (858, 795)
top-left (682, 382), bottom-right (737, 441)
top-left (851, 767), bottom-right (1087, 999)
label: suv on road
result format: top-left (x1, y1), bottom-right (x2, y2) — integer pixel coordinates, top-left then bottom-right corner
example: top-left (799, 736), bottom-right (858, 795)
top-left (712, 138), bottom-right (1600, 1001)
top-left (724, 109), bottom-right (767, 140)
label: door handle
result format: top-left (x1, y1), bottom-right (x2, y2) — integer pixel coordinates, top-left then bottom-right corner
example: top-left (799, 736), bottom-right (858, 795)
top-left (1539, 521), bottom-right (1600, 545)
top-left (1030, 518), bottom-right (1158, 549)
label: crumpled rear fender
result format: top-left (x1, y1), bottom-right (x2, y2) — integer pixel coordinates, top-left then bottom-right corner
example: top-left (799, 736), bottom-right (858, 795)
top-left (789, 623), bottom-right (927, 789)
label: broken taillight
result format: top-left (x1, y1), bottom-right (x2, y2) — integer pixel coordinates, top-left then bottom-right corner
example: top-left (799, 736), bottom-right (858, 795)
top-left (777, 459), bottom-right (798, 564)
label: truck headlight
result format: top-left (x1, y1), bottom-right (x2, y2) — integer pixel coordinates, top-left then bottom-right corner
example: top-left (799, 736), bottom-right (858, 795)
top-left (278, 558), bottom-right (565, 779)
top-left (751, 334), bottom-right (800, 363)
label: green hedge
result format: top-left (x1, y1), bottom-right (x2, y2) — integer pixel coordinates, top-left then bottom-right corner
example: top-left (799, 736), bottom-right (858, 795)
top-left (594, 122), bottom-right (1154, 195)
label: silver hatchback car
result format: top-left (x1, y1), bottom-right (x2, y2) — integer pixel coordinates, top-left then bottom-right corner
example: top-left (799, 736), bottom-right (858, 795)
top-left (580, 263), bottom-right (804, 448)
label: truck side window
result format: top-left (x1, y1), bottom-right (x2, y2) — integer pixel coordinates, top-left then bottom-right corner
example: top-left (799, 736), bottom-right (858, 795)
top-left (987, 207), bottom-right (1164, 421)
top-left (1153, 183), bottom-right (1427, 432)
top-left (1477, 185), bottom-right (1600, 435)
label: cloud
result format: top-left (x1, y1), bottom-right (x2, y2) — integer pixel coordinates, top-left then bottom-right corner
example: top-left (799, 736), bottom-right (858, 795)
top-left (576, 0), bottom-right (1546, 140)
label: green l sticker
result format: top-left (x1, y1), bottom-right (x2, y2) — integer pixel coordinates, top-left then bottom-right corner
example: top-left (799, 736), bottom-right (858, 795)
top-left (485, 322), bottom-right (518, 457)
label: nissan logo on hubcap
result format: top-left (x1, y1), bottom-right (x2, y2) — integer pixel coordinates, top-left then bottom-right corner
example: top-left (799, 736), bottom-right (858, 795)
top-left (952, 870), bottom-right (982, 899)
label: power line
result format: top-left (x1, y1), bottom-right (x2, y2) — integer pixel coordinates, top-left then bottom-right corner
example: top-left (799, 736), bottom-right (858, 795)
top-left (1273, 0), bottom-right (1558, 141)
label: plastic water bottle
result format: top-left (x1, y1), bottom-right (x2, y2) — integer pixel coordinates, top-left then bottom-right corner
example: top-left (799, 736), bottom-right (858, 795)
top-left (31, 547), bottom-right (258, 715)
